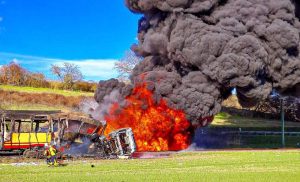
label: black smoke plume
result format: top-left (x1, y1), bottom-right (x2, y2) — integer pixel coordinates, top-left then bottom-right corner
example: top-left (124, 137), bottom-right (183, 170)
top-left (95, 0), bottom-right (300, 126)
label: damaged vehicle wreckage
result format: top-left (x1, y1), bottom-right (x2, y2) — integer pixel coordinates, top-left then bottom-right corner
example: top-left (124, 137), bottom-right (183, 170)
top-left (0, 110), bottom-right (136, 159)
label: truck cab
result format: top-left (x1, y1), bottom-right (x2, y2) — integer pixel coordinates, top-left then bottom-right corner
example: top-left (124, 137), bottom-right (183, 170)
top-left (108, 128), bottom-right (136, 157)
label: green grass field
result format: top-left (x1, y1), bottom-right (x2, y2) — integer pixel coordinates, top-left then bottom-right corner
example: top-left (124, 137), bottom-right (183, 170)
top-left (0, 150), bottom-right (300, 182)
top-left (0, 85), bottom-right (94, 97)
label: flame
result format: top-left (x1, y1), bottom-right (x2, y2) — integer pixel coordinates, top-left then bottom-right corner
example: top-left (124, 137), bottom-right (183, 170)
top-left (104, 83), bottom-right (191, 151)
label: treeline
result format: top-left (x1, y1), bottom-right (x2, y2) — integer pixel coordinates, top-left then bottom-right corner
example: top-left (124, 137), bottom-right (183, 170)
top-left (0, 62), bottom-right (97, 92)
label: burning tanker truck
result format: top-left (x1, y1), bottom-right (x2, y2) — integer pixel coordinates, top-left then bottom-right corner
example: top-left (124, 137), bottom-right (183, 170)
top-left (94, 0), bottom-right (300, 152)
top-left (50, 112), bottom-right (137, 158)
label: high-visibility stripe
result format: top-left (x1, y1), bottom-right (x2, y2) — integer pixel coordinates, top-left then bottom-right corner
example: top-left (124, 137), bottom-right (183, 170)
top-left (49, 147), bottom-right (56, 156)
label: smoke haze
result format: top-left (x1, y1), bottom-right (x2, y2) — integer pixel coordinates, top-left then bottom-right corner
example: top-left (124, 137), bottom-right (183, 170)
top-left (96, 0), bottom-right (300, 126)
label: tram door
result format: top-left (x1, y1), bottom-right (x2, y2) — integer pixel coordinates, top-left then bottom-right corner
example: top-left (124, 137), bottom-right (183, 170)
top-left (0, 119), bottom-right (13, 150)
top-left (0, 119), bottom-right (3, 150)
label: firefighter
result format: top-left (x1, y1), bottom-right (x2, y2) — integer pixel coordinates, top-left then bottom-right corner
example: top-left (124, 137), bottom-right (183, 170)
top-left (49, 144), bottom-right (59, 166)
top-left (44, 144), bottom-right (52, 166)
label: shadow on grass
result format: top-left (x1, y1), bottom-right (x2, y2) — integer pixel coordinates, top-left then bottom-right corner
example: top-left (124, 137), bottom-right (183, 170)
top-left (58, 163), bottom-right (68, 167)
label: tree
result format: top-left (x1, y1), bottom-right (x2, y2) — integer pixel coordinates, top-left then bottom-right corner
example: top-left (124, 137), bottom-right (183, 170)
top-left (0, 61), bottom-right (27, 86)
top-left (0, 61), bottom-right (50, 88)
top-left (50, 62), bottom-right (83, 90)
top-left (114, 50), bottom-right (142, 81)
top-left (26, 73), bottom-right (49, 88)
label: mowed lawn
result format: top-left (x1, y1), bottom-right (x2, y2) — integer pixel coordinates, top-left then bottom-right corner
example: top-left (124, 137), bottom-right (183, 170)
top-left (1, 150), bottom-right (300, 182)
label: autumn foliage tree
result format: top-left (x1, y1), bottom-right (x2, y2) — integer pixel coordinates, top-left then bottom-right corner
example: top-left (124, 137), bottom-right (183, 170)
top-left (0, 61), bottom-right (49, 87)
top-left (25, 73), bottom-right (49, 88)
top-left (0, 62), bottom-right (27, 86)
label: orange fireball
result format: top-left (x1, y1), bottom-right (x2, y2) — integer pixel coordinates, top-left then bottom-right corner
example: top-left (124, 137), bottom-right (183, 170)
top-left (104, 83), bottom-right (191, 151)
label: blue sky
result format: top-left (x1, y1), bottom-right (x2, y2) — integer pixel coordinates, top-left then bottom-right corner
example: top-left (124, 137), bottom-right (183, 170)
top-left (0, 0), bottom-right (141, 81)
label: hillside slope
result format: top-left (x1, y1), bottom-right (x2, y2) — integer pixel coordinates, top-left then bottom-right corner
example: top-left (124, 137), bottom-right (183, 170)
top-left (0, 85), bottom-right (93, 111)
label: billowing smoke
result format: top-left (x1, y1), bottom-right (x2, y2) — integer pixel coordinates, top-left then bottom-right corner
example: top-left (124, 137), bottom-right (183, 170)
top-left (94, 79), bottom-right (133, 121)
top-left (80, 79), bottom-right (132, 122)
top-left (95, 0), bottom-right (300, 126)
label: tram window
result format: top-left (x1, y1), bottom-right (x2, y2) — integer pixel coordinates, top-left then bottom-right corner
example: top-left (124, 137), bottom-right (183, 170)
top-left (14, 122), bottom-right (20, 132)
top-left (4, 123), bottom-right (11, 141)
top-left (53, 122), bottom-right (58, 132)
top-left (39, 122), bottom-right (49, 132)
top-left (5, 123), bottom-right (11, 132)
top-left (19, 122), bottom-right (31, 133)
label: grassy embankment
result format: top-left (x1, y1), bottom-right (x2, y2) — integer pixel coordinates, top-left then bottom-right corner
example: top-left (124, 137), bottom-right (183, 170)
top-left (0, 85), bottom-right (94, 111)
top-left (1, 150), bottom-right (300, 182)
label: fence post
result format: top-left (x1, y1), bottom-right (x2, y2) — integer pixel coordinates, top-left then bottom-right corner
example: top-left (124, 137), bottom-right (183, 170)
top-left (280, 99), bottom-right (285, 148)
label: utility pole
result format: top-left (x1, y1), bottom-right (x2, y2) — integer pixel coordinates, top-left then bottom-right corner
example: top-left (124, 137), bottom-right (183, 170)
top-left (280, 99), bottom-right (285, 148)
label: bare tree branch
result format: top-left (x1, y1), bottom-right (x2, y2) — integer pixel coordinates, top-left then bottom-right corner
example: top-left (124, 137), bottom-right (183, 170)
top-left (50, 62), bottom-right (83, 89)
top-left (114, 50), bottom-right (142, 80)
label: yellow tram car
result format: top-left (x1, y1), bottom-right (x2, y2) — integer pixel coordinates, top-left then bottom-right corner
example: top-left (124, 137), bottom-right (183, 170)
top-left (0, 110), bottom-right (59, 156)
